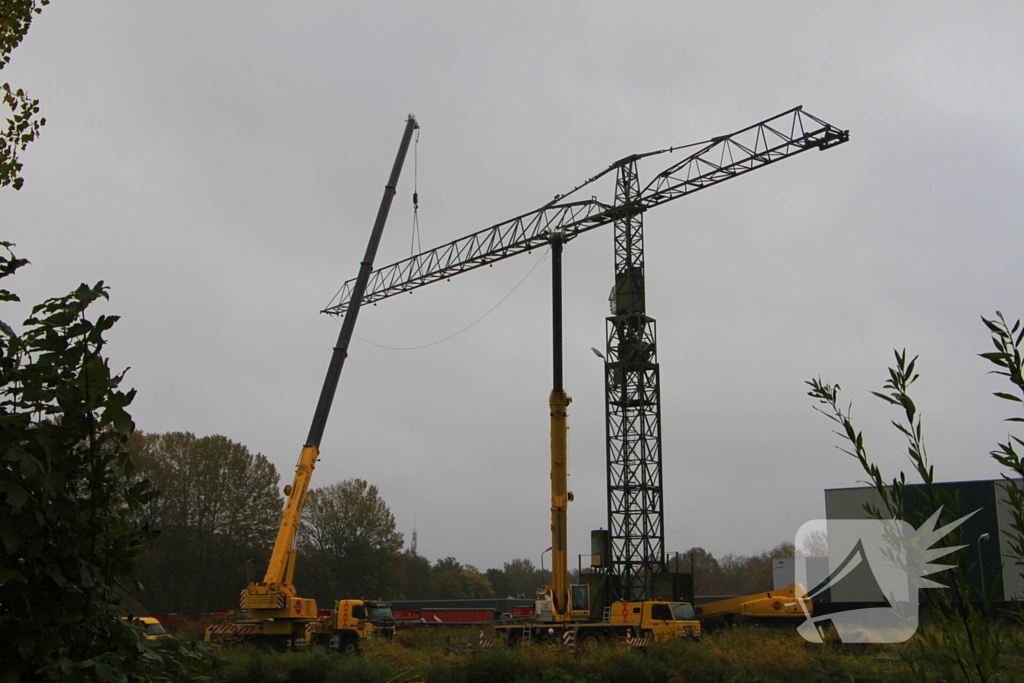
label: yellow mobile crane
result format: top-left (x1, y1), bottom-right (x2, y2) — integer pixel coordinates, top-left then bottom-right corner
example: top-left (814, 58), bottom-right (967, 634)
top-left (492, 229), bottom-right (702, 649)
top-left (206, 115), bottom-right (419, 652)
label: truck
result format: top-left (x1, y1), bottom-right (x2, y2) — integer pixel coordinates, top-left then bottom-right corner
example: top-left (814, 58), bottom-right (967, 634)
top-left (496, 593), bottom-right (700, 650)
top-left (206, 116), bottom-right (419, 652)
top-left (206, 599), bottom-right (395, 653)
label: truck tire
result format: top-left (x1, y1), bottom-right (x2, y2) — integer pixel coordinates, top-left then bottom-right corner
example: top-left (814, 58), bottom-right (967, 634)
top-left (340, 639), bottom-right (359, 656)
top-left (579, 634), bottom-right (601, 652)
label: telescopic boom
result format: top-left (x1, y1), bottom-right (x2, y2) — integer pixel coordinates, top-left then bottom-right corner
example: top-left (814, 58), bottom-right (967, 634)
top-left (242, 115), bottom-right (419, 619)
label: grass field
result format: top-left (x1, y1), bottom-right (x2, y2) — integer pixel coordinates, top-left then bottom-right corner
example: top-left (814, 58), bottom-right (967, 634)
top-left (200, 623), bottom-right (1024, 683)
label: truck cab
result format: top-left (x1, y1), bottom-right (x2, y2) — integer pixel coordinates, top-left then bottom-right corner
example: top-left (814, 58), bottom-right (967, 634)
top-left (327, 599), bottom-right (395, 653)
top-left (608, 600), bottom-right (701, 642)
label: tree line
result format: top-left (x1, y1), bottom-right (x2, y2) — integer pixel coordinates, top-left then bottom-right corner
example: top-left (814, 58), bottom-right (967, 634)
top-left (127, 431), bottom-right (560, 613)
top-left (127, 430), bottom-right (803, 614)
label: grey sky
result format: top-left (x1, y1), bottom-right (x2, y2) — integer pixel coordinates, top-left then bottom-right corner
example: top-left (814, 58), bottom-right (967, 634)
top-left (5, 2), bottom-right (1023, 575)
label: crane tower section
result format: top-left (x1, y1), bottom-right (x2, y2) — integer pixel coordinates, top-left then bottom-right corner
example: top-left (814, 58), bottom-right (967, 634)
top-left (605, 159), bottom-right (664, 602)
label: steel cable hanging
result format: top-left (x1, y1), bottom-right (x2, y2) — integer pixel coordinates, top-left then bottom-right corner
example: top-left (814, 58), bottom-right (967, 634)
top-left (410, 127), bottom-right (422, 256)
top-left (352, 247), bottom-right (549, 350)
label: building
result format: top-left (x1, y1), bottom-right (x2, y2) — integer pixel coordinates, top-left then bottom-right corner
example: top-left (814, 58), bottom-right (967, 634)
top-left (775, 479), bottom-right (1021, 602)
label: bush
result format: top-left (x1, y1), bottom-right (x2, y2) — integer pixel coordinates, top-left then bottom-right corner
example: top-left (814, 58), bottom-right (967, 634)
top-left (218, 648), bottom-right (392, 683)
top-left (0, 244), bottom-right (163, 682)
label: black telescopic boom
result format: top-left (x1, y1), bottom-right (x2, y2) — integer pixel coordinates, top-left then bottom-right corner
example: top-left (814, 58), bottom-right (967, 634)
top-left (305, 115), bottom-right (419, 447)
top-left (551, 229), bottom-right (565, 393)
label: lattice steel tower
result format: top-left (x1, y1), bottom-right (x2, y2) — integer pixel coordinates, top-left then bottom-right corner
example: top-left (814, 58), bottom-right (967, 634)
top-left (603, 158), bottom-right (664, 601)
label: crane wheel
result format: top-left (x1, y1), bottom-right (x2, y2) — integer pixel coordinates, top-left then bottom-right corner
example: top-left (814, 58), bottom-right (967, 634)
top-left (340, 639), bottom-right (359, 656)
top-left (580, 634), bottom-right (601, 652)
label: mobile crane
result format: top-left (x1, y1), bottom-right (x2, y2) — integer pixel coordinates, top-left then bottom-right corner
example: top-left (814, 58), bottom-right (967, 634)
top-left (206, 115), bottom-right (418, 651)
top-left (324, 107), bottom-right (848, 628)
top-left (493, 227), bottom-right (703, 649)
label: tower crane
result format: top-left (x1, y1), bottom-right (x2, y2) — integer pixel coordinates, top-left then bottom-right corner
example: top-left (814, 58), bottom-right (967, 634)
top-left (325, 106), bottom-right (848, 610)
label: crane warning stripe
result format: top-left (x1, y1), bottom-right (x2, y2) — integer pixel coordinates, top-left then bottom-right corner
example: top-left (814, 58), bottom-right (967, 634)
top-left (206, 625), bottom-right (254, 635)
top-left (628, 635), bottom-right (650, 648)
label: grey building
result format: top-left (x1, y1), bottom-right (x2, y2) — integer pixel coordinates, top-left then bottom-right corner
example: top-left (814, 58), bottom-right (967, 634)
top-left (816, 480), bottom-right (1021, 602)
top-left (770, 481), bottom-right (1019, 602)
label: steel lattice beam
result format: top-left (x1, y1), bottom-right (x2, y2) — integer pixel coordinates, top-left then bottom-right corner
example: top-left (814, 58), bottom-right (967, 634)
top-left (323, 106), bottom-right (847, 316)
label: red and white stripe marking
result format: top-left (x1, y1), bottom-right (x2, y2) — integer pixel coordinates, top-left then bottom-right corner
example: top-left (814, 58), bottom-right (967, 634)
top-left (206, 624), bottom-right (255, 635)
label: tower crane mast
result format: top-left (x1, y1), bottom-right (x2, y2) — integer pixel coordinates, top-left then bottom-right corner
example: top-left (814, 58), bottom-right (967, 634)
top-left (325, 106), bottom-right (847, 607)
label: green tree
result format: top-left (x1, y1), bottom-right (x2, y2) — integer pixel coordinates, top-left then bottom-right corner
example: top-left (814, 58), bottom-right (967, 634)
top-left (0, 244), bottom-right (158, 681)
top-left (485, 558), bottom-right (546, 599)
top-left (385, 548), bottom-right (433, 600)
top-left (128, 431), bottom-right (282, 613)
top-left (707, 542), bottom-right (793, 596)
top-left (1, 0), bottom-right (48, 189)
top-left (431, 557), bottom-right (494, 599)
top-left (297, 478), bottom-right (403, 604)
top-left (676, 547), bottom-right (721, 595)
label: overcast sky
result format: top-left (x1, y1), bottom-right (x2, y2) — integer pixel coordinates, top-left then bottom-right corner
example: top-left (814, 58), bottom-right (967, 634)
top-left (5, 2), bottom-right (1023, 575)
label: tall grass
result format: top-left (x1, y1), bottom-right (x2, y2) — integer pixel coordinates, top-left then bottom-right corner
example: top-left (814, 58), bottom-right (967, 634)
top-left (209, 624), bottom-right (1024, 683)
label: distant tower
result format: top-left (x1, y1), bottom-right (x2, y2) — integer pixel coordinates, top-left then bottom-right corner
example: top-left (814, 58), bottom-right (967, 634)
top-left (411, 518), bottom-right (418, 556)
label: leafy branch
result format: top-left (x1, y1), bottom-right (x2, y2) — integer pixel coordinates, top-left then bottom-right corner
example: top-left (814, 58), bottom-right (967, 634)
top-left (0, 0), bottom-right (49, 189)
top-left (980, 312), bottom-right (1024, 590)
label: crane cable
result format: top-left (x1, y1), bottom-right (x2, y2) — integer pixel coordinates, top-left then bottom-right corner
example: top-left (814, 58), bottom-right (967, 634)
top-left (353, 248), bottom-right (550, 351)
top-left (410, 127), bottom-right (422, 257)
